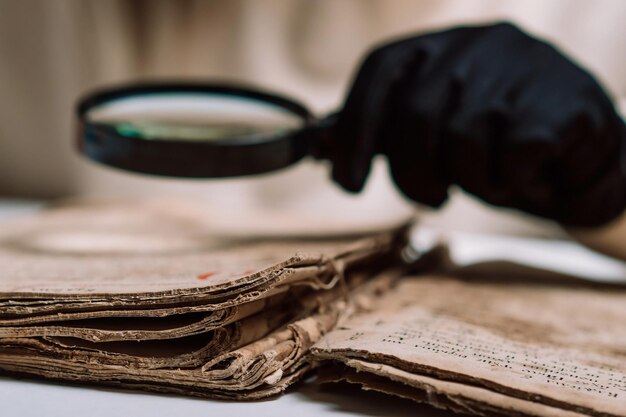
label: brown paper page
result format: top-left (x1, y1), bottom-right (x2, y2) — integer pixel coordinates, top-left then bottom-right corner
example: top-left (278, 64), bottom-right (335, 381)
top-left (317, 360), bottom-right (588, 417)
top-left (0, 200), bottom-right (409, 328)
top-left (0, 302), bottom-right (295, 369)
top-left (0, 290), bottom-right (292, 341)
top-left (0, 199), bottom-right (408, 297)
top-left (312, 275), bottom-right (626, 417)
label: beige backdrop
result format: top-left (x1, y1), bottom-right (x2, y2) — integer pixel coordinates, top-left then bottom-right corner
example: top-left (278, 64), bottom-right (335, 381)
top-left (0, 0), bottom-right (624, 236)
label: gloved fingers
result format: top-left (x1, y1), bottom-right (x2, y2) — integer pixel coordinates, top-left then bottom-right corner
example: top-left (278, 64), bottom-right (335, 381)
top-left (378, 26), bottom-right (504, 206)
top-left (331, 37), bottom-right (424, 192)
top-left (330, 24), bottom-right (485, 193)
top-left (500, 93), bottom-right (625, 226)
top-left (384, 79), bottom-right (455, 207)
top-left (383, 57), bottom-right (463, 207)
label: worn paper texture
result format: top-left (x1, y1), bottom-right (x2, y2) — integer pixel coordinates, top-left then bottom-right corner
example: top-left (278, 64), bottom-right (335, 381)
top-left (0, 200), bottom-right (407, 297)
top-left (9, 200), bottom-right (624, 413)
top-left (312, 275), bottom-right (626, 416)
top-left (317, 360), bottom-right (589, 417)
top-left (0, 268), bottom-right (401, 398)
top-left (0, 200), bottom-right (409, 399)
top-left (0, 200), bottom-right (408, 328)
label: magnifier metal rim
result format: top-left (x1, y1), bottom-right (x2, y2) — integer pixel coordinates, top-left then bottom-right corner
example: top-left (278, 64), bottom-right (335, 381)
top-left (76, 82), bottom-right (315, 178)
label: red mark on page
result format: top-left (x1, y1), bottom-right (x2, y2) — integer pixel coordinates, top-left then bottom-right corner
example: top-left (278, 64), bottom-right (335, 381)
top-left (197, 271), bottom-right (216, 280)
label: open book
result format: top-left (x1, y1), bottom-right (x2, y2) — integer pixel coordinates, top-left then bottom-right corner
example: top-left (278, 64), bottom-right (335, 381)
top-left (0, 201), bottom-right (624, 416)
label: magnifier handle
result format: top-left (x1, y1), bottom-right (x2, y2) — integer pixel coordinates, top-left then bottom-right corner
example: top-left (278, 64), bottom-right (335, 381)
top-left (306, 113), bottom-right (338, 162)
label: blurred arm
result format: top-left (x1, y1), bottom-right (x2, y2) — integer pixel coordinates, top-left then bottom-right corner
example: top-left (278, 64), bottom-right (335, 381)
top-left (573, 100), bottom-right (626, 261)
top-left (566, 209), bottom-right (626, 262)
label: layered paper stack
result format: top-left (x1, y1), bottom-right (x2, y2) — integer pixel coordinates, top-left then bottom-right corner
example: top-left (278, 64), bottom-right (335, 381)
top-left (0, 200), bottom-right (409, 399)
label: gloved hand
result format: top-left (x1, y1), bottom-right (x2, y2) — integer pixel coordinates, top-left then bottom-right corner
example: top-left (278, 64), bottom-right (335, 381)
top-left (331, 22), bottom-right (626, 227)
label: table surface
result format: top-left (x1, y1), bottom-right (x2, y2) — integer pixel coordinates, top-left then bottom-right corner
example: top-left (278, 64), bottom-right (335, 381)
top-left (1, 199), bottom-right (623, 417)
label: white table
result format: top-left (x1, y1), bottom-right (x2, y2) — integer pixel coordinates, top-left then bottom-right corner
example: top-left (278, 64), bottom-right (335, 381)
top-left (1, 199), bottom-right (623, 417)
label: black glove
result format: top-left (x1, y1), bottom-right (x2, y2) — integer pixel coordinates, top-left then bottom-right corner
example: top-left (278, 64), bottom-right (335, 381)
top-left (331, 22), bottom-right (626, 227)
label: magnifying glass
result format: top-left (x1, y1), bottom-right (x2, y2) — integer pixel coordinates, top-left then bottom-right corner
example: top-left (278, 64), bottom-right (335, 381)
top-left (77, 83), bottom-right (336, 177)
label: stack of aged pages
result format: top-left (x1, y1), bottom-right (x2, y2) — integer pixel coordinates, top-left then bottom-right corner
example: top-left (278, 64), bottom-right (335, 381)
top-left (0, 200), bottom-right (409, 399)
top-left (1, 200), bottom-right (625, 417)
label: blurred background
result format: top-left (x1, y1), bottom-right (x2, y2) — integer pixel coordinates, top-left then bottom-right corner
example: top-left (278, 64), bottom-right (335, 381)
top-left (0, 0), bottom-right (624, 236)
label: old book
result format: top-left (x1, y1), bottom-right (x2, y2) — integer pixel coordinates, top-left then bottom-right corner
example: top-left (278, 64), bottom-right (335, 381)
top-left (311, 273), bottom-right (626, 417)
top-left (2, 200), bottom-right (626, 416)
top-left (0, 200), bottom-right (409, 399)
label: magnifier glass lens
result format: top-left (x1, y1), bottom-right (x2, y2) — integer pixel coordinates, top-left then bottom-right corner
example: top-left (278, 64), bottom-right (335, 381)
top-left (86, 93), bottom-right (304, 142)
top-left (77, 84), bottom-right (317, 177)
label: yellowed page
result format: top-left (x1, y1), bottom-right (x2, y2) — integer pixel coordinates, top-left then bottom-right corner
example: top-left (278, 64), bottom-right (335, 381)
top-left (0, 200), bottom-right (407, 297)
top-left (312, 275), bottom-right (626, 417)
